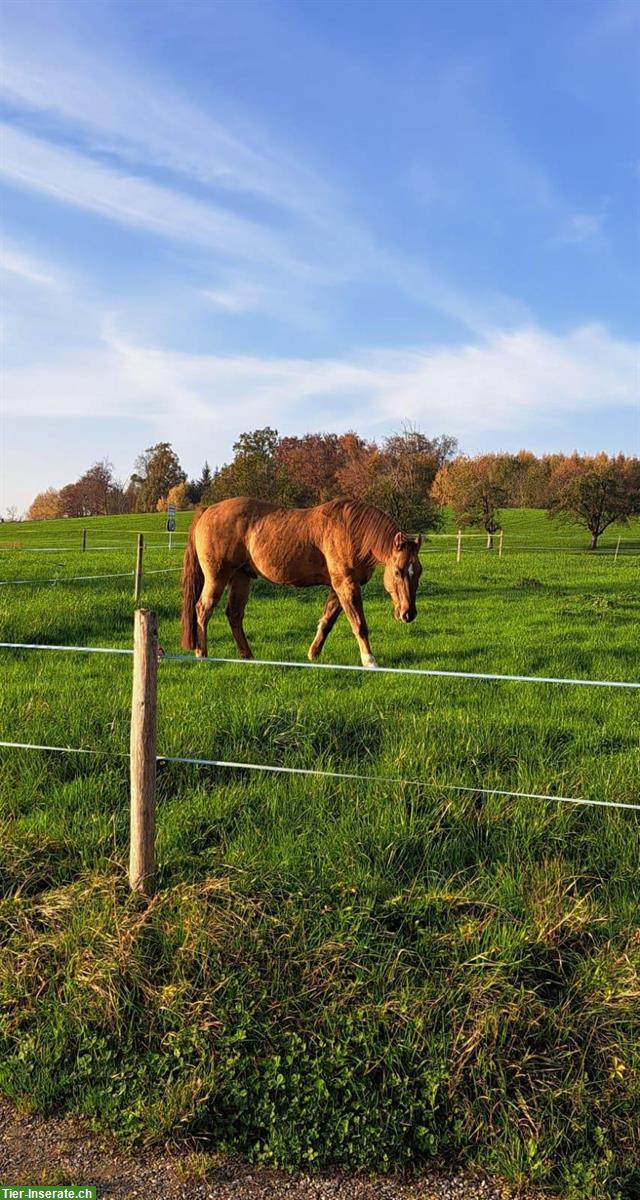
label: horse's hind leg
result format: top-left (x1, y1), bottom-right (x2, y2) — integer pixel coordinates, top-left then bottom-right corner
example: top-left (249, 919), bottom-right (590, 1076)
top-left (225, 570), bottom-right (254, 660)
top-left (196, 570), bottom-right (228, 658)
top-left (308, 590), bottom-right (341, 661)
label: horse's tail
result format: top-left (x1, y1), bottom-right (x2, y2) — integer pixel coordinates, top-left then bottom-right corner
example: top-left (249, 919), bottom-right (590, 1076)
top-left (181, 508), bottom-right (206, 650)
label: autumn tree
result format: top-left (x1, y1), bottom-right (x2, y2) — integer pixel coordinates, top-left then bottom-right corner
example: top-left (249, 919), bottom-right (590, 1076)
top-left (494, 450), bottom-right (556, 509)
top-left (433, 454), bottom-right (509, 545)
top-left (547, 454), bottom-right (639, 549)
top-left (274, 432), bottom-right (367, 505)
top-left (157, 481), bottom-right (191, 511)
top-left (619, 454), bottom-right (640, 514)
top-left (27, 488), bottom-right (62, 521)
top-left (131, 443), bottom-right (186, 512)
top-left (338, 428), bottom-right (456, 531)
top-left (57, 482), bottom-right (84, 518)
top-left (77, 460), bottom-right (113, 515)
top-left (107, 479), bottom-right (132, 514)
top-left (56, 459), bottom-right (125, 517)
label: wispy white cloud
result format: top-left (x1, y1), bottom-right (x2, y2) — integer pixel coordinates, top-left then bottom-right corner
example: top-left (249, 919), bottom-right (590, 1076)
top-left (4, 322), bottom-right (636, 441)
top-left (202, 279), bottom-right (271, 314)
top-left (0, 34), bottom-right (338, 221)
top-left (0, 124), bottom-right (317, 275)
top-left (0, 29), bottom-right (517, 334)
top-left (0, 237), bottom-right (57, 286)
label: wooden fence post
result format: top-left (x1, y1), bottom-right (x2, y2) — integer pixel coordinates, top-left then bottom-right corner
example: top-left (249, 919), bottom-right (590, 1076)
top-left (456, 529), bottom-right (462, 563)
top-left (82, 528), bottom-right (87, 553)
top-left (614, 535), bottom-right (621, 563)
top-left (134, 533), bottom-right (144, 601)
top-left (498, 529), bottom-right (504, 558)
top-left (129, 608), bottom-right (157, 895)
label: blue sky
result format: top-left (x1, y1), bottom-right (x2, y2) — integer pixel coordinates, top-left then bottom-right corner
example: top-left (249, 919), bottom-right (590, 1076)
top-left (1, 0), bottom-right (638, 512)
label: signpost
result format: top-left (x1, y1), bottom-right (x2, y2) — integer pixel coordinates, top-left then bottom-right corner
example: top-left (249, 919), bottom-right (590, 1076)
top-left (167, 504), bottom-right (176, 550)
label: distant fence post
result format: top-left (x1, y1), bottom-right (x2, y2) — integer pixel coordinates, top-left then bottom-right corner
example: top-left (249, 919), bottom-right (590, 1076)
top-left (614, 535), bottom-right (621, 563)
top-left (498, 529), bottom-right (504, 558)
top-left (456, 529), bottom-right (462, 563)
top-left (134, 534), bottom-right (144, 601)
top-left (129, 608), bottom-right (157, 895)
top-left (82, 528), bottom-right (87, 553)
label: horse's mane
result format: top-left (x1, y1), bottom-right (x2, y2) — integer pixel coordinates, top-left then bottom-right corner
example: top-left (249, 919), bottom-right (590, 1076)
top-left (322, 497), bottom-right (399, 561)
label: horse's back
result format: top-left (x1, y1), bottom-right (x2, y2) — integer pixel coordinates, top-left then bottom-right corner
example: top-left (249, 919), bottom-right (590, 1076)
top-left (193, 497), bottom-right (330, 585)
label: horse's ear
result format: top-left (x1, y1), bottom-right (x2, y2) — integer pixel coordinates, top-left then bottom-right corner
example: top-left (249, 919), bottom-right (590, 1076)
top-left (393, 531), bottom-right (404, 550)
top-left (413, 535), bottom-right (422, 549)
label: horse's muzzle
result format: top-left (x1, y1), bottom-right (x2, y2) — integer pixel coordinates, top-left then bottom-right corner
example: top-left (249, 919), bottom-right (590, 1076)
top-left (396, 609), bottom-right (417, 623)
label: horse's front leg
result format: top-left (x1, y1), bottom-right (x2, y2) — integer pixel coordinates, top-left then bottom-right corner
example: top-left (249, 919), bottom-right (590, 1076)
top-left (308, 589), bottom-right (342, 661)
top-left (331, 576), bottom-right (377, 668)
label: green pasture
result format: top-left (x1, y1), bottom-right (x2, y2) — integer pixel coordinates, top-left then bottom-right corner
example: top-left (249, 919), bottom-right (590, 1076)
top-left (0, 509), bottom-right (638, 1198)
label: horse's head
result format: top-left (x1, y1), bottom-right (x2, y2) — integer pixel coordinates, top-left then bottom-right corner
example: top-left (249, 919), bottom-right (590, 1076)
top-left (383, 532), bottom-right (422, 623)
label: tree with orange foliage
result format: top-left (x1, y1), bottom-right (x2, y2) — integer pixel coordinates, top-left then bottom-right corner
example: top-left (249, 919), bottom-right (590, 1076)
top-left (27, 488), bottom-right (62, 521)
top-left (157, 481), bottom-right (192, 511)
top-left (338, 428), bottom-right (455, 531)
top-left (275, 432), bottom-right (369, 505)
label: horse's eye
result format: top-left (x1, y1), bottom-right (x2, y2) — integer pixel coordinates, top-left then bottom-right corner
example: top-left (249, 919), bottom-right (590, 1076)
top-left (395, 569), bottom-right (402, 577)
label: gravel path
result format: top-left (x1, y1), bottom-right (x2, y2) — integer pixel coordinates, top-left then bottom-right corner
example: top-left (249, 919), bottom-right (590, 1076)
top-left (0, 1099), bottom-right (551, 1200)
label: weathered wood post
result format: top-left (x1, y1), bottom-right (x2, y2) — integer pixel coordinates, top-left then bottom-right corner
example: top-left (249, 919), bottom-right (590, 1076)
top-left (134, 533), bottom-right (144, 601)
top-left (456, 529), bottom-right (462, 563)
top-left (129, 608), bottom-right (157, 895)
top-left (498, 529), bottom-right (504, 558)
top-left (82, 528), bottom-right (87, 552)
top-left (614, 535), bottom-right (621, 563)
top-left (486, 531), bottom-right (493, 550)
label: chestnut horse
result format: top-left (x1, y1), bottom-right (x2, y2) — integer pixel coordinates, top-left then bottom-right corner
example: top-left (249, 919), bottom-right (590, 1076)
top-left (181, 496), bottom-right (422, 668)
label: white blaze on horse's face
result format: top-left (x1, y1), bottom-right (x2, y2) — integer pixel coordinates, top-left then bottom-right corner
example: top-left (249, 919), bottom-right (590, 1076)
top-left (383, 532), bottom-right (422, 623)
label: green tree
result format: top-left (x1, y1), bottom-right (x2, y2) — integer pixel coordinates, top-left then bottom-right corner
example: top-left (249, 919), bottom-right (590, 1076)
top-left (186, 461), bottom-right (213, 505)
top-left (131, 443), bottom-right (186, 512)
top-left (208, 428), bottom-right (280, 502)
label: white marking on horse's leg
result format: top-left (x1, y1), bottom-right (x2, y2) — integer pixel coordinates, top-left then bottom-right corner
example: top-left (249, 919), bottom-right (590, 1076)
top-left (361, 652), bottom-right (378, 669)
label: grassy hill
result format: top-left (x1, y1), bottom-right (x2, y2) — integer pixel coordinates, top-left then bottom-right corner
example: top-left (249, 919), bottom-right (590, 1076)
top-left (3, 505), bottom-right (639, 552)
top-left (0, 509), bottom-right (638, 1197)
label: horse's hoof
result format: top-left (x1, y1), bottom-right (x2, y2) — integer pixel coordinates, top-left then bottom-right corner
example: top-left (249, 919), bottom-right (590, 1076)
top-left (362, 654), bottom-right (378, 670)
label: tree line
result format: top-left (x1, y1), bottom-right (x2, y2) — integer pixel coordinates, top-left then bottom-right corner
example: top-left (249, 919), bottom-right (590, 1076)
top-left (21, 428), bottom-right (640, 549)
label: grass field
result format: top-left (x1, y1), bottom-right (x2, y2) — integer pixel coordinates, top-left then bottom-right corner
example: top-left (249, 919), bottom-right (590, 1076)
top-left (0, 509), bottom-right (638, 1198)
